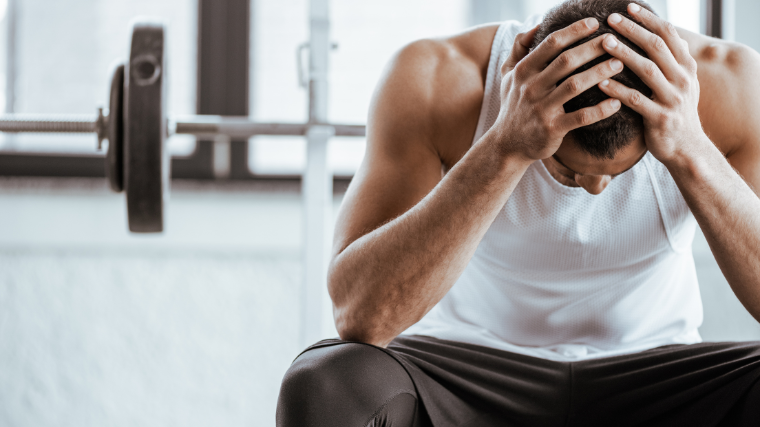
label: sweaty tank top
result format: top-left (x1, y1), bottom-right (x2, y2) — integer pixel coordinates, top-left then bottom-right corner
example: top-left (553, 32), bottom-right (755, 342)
top-left (401, 16), bottom-right (703, 361)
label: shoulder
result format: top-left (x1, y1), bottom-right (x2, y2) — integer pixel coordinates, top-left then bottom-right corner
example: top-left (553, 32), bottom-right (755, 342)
top-left (389, 23), bottom-right (500, 93)
top-left (330, 25), bottom-right (502, 258)
top-left (369, 24), bottom-right (499, 166)
top-left (678, 28), bottom-right (760, 157)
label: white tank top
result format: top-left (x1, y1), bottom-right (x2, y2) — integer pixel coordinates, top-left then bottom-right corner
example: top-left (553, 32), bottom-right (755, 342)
top-left (402, 16), bottom-right (703, 361)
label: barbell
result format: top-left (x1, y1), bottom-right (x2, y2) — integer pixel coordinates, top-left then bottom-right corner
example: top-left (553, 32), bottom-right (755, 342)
top-left (0, 20), bottom-right (365, 233)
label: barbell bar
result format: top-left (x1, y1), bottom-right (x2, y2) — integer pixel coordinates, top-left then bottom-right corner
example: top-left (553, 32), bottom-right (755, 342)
top-left (0, 115), bottom-right (366, 139)
top-left (0, 20), bottom-right (365, 234)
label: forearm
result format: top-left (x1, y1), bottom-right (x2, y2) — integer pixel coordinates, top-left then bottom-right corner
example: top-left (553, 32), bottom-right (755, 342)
top-left (665, 137), bottom-right (760, 321)
top-left (329, 128), bottom-right (532, 347)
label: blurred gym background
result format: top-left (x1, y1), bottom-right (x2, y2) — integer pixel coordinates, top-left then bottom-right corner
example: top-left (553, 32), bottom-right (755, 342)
top-left (0, 0), bottom-right (758, 426)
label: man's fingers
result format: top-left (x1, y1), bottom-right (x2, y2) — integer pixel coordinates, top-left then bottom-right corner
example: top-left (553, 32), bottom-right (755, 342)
top-left (501, 25), bottom-right (539, 75)
top-left (538, 35), bottom-right (607, 88)
top-left (625, 3), bottom-right (693, 66)
top-left (549, 57), bottom-right (624, 105)
top-left (553, 98), bottom-right (622, 133)
top-left (527, 18), bottom-right (600, 70)
top-left (598, 78), bottom-right (658, 116)
top-left (601, 34), bottom-right (674, 100)
top-left (606, 11), bottom-right (683, 81)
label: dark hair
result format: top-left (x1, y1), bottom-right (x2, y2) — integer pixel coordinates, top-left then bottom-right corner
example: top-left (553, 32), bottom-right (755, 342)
top-left (531, 0), bottom-right (656, 159)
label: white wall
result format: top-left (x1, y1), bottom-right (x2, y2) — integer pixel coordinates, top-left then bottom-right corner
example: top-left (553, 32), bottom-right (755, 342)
top-left (0, 178), bottom-right (340, 427)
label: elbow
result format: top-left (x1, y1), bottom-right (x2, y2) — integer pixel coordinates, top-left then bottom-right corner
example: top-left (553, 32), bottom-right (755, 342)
top-left (330, 275), bottom-right (395, 348)
top-left (334, 312), bottom-right (368, 343)
top-left (333, 305), bottom-right (392, 348)
top-left (327, 261), bottom-right (378, 345)
top-left (332, 288), bottom-right (420, 349)
top-left (327, 254), bottom-right (404, 348)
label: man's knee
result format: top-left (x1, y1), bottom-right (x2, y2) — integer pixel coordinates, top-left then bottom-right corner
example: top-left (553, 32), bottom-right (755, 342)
top-left (277, 342), bottom-right (417, 427)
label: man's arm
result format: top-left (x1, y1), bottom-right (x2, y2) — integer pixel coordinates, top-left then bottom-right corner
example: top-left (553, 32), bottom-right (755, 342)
top-left (601, 5), bottom-right (760, 322)
top-left (687, 34), bottom-right (760, 192)
top-left (329, 32), bottom-right (506, 347)
top-left (329, 19), bottom-right (625, 347)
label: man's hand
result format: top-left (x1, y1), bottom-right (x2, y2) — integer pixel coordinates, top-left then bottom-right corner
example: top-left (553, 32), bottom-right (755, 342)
top-left (598, 4), bottom-right (760, 324)
top-left (496, 18), bottom-right (624, 161)
top-left (598, 3), bottom-right (704, 164)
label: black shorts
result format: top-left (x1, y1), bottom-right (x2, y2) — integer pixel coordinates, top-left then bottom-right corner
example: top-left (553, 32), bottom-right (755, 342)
top-left (277, 335), bottom-right (760, 427)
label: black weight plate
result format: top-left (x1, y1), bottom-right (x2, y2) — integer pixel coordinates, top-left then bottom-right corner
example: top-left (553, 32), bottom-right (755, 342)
top-left (124, 21), bottom-right (167, 233)
top-left (106, 63), bottom-right (124, 192)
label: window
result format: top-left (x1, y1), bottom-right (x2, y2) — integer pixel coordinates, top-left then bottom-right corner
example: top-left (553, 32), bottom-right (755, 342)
top-left (520, 0), bottom-right (701, 33)
top-left (0, 0), bottom-right (196, 156)
top-left (249, 0), bottom-right (471, 177)
top-left (248, 0), bottom-right (702, 177)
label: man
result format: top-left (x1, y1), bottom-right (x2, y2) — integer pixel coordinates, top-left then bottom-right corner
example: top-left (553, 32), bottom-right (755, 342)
top-left (278, 0), bottom-right (760, 425)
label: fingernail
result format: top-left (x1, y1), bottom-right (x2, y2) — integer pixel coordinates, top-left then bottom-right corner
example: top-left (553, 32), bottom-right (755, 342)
top-left (611, 59), bottom-right (623, 70)
top-left (611, 99), bottom-right (621, 108)
top-left (605, 36), bottom-right (619, 48)
top-left (609, 13), bottom-right (622, 24)
top-left (586, 17), bottom-right (598, 28)
top-left (600, 79), bottom-right (610, 87)
top-left (629, 3), bottom-right (641, 13)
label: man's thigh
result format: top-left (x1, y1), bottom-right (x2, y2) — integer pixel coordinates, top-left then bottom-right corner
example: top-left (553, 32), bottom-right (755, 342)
top-left (276, 340), bottom-right (428, 427)
top-left (571, 341), bottom-right (760, 426)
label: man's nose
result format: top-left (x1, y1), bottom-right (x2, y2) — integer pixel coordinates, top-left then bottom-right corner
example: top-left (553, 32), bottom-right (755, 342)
top-left (575, 174), bottom-right (611, 195)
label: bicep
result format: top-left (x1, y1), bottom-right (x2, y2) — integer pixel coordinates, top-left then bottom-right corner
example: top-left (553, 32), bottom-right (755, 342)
top-left (690, 34), bottom-right (760, 192)
top-left (331, 43), bottom-right (445, 257)
top-left (716, 45), bottom-right (760, 193)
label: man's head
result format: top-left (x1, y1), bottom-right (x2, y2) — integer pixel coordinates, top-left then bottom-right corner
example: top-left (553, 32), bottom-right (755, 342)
top-left (531, 0), bottom-right (656, 161)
